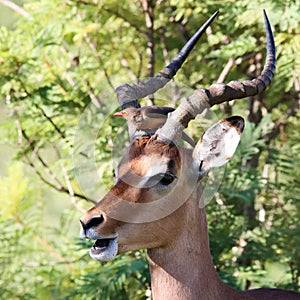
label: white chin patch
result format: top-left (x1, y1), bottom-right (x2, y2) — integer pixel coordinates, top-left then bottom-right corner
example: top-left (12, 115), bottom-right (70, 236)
top-left (89, 238), bottom-right (118, 262)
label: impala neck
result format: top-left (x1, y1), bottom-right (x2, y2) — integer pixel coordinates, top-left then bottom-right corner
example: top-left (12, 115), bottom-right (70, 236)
top-left (147, 189), bottom-right (247, 300)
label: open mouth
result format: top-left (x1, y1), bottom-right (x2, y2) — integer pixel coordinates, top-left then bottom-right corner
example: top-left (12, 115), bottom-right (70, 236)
top-left (89, 237), bottom-right (118, 262)
top-left (91, 238), bottom-right (113, 252)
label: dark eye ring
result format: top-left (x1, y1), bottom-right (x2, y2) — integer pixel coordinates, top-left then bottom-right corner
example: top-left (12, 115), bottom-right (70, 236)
top-left (159, 173), bottom-right (176, 186)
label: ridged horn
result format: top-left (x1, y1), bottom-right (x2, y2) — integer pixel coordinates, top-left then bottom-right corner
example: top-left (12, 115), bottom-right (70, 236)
top-left (115, 10), bottom-right (219, 110)
top-left (156, 10), bottom-right (276, 143)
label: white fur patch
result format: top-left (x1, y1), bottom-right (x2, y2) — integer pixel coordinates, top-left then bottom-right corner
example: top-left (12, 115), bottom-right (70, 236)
top-left (89, 238), bottom-right (118, 262)
top-left (193, 120), bottom-right (241, 175)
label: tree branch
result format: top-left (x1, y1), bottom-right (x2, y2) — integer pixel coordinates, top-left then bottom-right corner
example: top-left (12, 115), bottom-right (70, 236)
top-left (62, 166), bottom-right (86, 213)
top-left (263, 72), bottom-right (299, 145)
top-left (121, 58), bottom-right (138, 81)
top-left (141, 0), bottom-right (155, 78)
top-left (18, 80), bottom-right (67, 140)
top-left (217, 57), bottom-right (235, 84)
top-left (0, 0), bottom-right (30, 18)
top-left (76, 13), bottom-right (115, 91)
top-left (37, 104), bottom-right (67, 139)
top-left (263, 105), bottom-right (297, 145)
top-left (15, 118), bottom-right (64, 190)
top-left (86, 80), bottom-right (103, 108)
top-left (159, 26), bottom-right (170, 65)
top-left (141, 0), bottom-right (155, 105)
top-left (137, 51), bottom-right (143, 80)
top-left (14, 116), bottom-right (96, 204)
top-left (105, 7), bottom-right (147, 36)
top-left (168, 8), bottom-right (190, 43)
top-left (217, 53), bottom-right (257, 83)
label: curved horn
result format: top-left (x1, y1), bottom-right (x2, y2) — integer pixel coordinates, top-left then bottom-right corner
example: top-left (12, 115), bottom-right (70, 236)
top-left (156, 10), bottom-right (276, 143)
top-left (115, 10), bottom-right (219, 110)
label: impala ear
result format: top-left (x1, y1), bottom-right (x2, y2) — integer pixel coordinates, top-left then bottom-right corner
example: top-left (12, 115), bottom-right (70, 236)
top-left (192, 116), bottom-right (244, 176)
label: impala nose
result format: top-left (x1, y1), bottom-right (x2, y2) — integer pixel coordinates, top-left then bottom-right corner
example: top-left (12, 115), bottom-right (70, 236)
top-left (80, 215), bottom-right (105, 237)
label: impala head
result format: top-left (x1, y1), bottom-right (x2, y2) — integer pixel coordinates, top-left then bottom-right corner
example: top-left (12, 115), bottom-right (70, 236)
top-left (80, 10), bottom-right (276, 262)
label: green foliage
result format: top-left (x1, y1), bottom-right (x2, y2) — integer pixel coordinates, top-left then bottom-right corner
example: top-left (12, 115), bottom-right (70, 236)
top-left (68, 250), bottom-right (150, 300)
top-left (0, 0), bottom-right (299, 298)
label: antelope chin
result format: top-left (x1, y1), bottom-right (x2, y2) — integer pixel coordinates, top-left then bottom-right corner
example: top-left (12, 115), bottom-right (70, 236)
top-left (89, 237), bottom-right (118, 262)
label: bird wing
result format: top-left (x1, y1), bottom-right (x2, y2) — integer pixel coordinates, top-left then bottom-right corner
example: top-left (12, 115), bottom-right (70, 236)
top-left (144, 106), bottom-right (175, 119)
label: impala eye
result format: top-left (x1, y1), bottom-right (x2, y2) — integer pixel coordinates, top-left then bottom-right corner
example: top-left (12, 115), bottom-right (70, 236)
top-left (147, 172), bottom-right (176, 188)
top-left (158, 173), bottom-right (176, 186)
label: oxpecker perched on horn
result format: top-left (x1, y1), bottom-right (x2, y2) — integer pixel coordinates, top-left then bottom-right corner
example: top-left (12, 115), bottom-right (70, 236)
top-left (114, 106), bottom-right (195, 146)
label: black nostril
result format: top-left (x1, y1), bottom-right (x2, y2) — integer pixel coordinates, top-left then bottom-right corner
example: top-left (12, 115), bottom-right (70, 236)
top-left (85, 215), bottom-right (105, 230)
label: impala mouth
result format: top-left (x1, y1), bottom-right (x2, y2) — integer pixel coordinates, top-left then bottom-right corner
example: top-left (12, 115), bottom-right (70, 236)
top-left (89, 237), bottom-right (118, 262)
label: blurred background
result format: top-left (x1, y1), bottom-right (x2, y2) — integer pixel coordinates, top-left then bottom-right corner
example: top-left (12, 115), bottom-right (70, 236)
top-left (0, 0), bottom-right (299, 299)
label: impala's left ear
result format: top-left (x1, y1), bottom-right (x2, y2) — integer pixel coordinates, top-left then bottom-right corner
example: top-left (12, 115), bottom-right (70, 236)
top-left (192, 116), bottom-right (244, 176)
